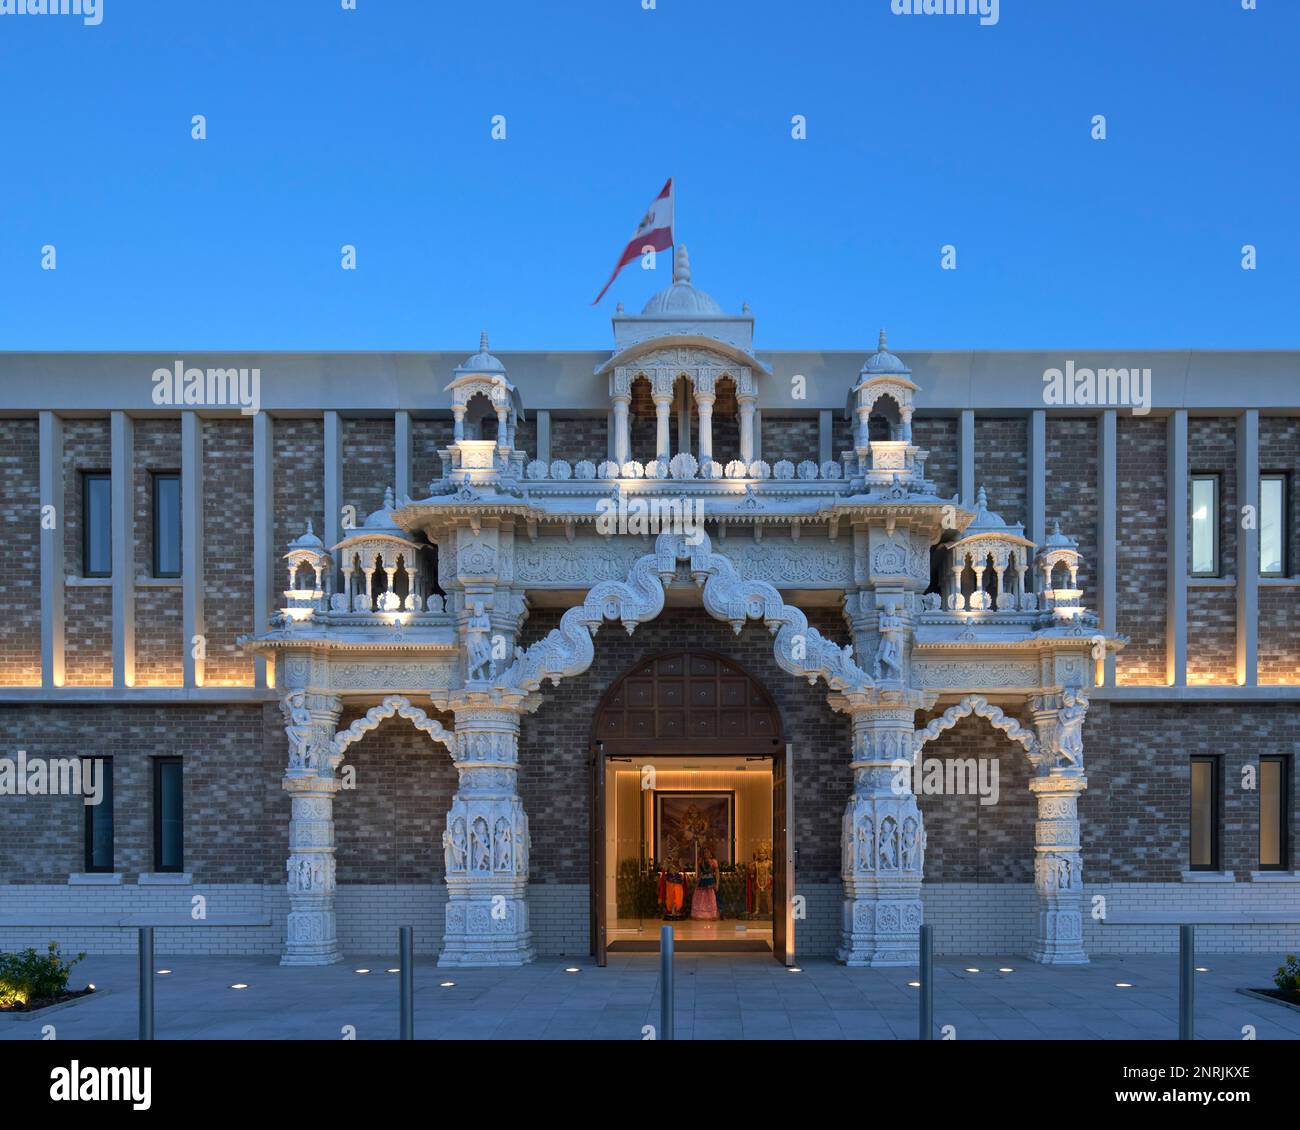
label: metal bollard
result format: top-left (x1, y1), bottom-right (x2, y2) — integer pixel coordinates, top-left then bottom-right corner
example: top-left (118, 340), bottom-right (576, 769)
top-left (659, 924), bottom-right (674, 1041)
top-left (399, 926), bottom-right (414, 1041)
top-left (918, 924), bottom-right (933, 1041)
top-left (138, 926), bottom-right (154, 1041)
top-left (1179, 923), bottom-right (1195, 1041)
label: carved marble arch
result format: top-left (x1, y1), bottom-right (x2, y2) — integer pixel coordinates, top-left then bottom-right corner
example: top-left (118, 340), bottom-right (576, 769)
top-left (498, 529), bottom-right (872, 698)
top-left (912, 694), bottom-right (1040, 763)
top-left (592, 650), bottom-right (785, 756)
top-left (326, 694), bottom-right (455, 771)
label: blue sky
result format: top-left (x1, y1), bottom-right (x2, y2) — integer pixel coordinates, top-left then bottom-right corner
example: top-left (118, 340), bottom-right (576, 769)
top-left (0, 0), bottom-right (1295, 351)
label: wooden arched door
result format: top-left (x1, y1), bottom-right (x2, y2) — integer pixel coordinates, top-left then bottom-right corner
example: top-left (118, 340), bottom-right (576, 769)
top-left (590, 651), bottom-right (792, 964)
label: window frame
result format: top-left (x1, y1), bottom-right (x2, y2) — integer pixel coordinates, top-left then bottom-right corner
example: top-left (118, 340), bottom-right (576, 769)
top-left (1259, 471), bottom-right (1289, 578)
top-left (151, 469), bottom-right (182, 578)
top-left (1188, 472), bottom-right (1221, 579)
top-left (1189, 754), bottom-right (1222, 872)
top-left (82, 756), bottom-right (114, 874)
top-left (81, 470), bottom-right (112, 578)
top-left (152, 757), bottom-right (184, 873)
top-left (1259, 755), bottom-right (1291, 872)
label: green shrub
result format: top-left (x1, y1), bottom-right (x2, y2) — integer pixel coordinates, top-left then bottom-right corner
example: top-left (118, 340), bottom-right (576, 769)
top-left (0, 942), bottom-right (86, 1008)
top-left (1274, 954), bottom-right (1300, 994)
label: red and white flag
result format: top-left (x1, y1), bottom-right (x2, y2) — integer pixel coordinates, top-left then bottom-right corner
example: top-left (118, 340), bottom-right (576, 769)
top-left (592, 177), bottom-right (674, 304)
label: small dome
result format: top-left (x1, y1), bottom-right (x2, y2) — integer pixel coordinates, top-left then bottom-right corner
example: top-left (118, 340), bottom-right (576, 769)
top-left (362, 487), bottom-right (402, 531)
top-left (640, 245), bottom-right (724, 317)
top-left (1044, 520), bottom-right (1078, 548)
top-left (862, 328), bottom-right (910, 375)
top-left (456, 331), bottom-right (505, 375)
top-left (288, 520), bottom-right (324, 550)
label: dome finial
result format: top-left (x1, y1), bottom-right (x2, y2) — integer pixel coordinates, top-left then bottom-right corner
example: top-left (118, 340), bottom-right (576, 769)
top-left (977, 484), bottom-right (988, 508)
top-left (479, 330), bottom-right (489, 352)
top-left (306, 519), bottom-right (313, 535)
top-left (384, 485), bottom-right (395, 510)
top-left (878, 328), bottom-right (888, 351)
top-left (673, 244), bottom-right (690, 285)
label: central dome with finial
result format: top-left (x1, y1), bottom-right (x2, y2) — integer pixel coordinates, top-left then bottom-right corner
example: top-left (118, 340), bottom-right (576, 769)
top-left (640, 245), bottom-right (724, 317)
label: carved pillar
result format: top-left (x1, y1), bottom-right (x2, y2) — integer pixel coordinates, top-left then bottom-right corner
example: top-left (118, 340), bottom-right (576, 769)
top-left (696, 391), bottom-right (714, 463)
top-left (453, 406), bottom-right (466, 442)
top-left (833, 691), bottom-right (932, 966)
top-left (439, 694), bottom-right (536, 967)
top-left (612, 393), bottom-right (631, 467)
top-left (738, 396), bottom-right (756, 465)
top-left (653, 393), bottom-right (672, 461)
top-left (281, 691), bottom-right (344, 966)
top-left (1029, 691), bottom-right (1090, 964)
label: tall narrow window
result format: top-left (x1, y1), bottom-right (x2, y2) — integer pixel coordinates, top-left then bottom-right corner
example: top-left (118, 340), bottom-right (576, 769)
top-left (1260, 473), bottom-right (1288, 577)
top-left (1259, 756), bottom-right (1290, 870)
top-left (153, 758), bottom-right (184, 873)
top-left (82, 471), bottom-right (112, 577)
top-left (1190, 756), bottom-right (1221, 871)
top-left (1189, 474), bottom-right (1219, 577)
top-left (82, 757), bottom-right (113, 873)
top-left (152, 471), bottom-right (182, 577)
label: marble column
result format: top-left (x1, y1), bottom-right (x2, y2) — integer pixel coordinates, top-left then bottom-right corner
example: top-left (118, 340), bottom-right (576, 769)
top-left (836, 694), bottom-right (930, 966)
top-left (696, 391), bottom-right (714, 464)
top-left (1029, 691), bottom-right (1090, 964)
top-left (439, 694), bottom-right (536, 967)
top-left (612, 394), bottom-right (631, 467)
top-left (653, 394), bottom-right (672, 462)
top-left (738, 396), bottom-right (756, 466)
top-left (281, 691), bottom-right (344, 966)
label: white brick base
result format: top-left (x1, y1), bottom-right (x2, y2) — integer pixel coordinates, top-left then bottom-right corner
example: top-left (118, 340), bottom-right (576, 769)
top-left (1, 880), bottom-right (1295, 958)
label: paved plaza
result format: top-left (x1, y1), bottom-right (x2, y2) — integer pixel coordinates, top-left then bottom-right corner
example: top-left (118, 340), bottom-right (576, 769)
top-left (2, 952), bottom-right (1297, 1041)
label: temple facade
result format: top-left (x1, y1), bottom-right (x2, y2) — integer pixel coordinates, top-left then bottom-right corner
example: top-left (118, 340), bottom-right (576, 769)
top-left (1, 248), bottom-right (1297, 966)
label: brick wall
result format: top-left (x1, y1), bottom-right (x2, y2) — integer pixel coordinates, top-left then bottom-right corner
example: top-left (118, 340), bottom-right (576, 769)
top-left (0, 703), bottom-right (277, 882)
top-left (332, 710), bottom-right (458, 885)
top-left (1115, 416), bottom-right (1167, 683)
top-left (412, 417), bottom-right (454, 490)
top-left (973, 417), bottom-right (1026, 527)
top-left (549, 416), bottom-right (607, 465)
top-left (914, 416), bottom-right (957, 500)
top-left (915, 709), bottom-right (1036, 884)
top-left (202, 420), bottom-right (254, 685)
top-left (1081, 701), bottom-right (1300, 881)
top-left (0, 418), bottom-right (40, 685)
top-left (62, 418), bottom-right (113, 686)
top-left (760, 416), bottom-right (818, 467)
top-left (341, 417), bottom-right (394, 518)
top-left (133, 419), bottom-right (183, 685)
top-left (1045, 416), bottom-right (1098, 611)
top-left (272, 418), bottom-right (324, 568)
